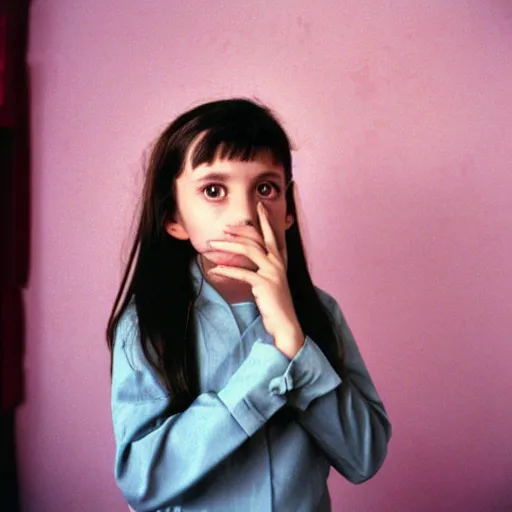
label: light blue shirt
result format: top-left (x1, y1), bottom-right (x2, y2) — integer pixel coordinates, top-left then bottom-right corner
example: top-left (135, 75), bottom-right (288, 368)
top-left (111, 258), bottom-right (391, 511)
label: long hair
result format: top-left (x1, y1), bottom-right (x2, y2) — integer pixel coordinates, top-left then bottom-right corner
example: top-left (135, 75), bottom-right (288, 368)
top-left (106, 98), bottom-right (344, 413)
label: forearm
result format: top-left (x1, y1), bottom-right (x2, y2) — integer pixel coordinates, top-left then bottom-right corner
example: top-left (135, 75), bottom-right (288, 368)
top-left (295, 376), bottom-right (391, 483)
top-left (113, 336), bottom-right (290, 511)
top-left (272, 291), bottom-right (392, 483)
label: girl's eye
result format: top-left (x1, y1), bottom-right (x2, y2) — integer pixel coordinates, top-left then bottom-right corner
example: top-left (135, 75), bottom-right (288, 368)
top-left (202, 182), bottom-right (281, 200)
top-left (203, 184), bottom-right (226, 199)
top-left (257, 182), bottom-right (280, 198)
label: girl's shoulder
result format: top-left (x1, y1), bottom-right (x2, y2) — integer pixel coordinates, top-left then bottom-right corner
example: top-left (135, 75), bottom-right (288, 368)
top-left (114, 298), bottom-right (139, 342)
top-left (111, 299), bottom-right (168, 397)
top-left (112, 298), bottom-right (148, 370)
top-left (313, 285), bottom-right (351, 329)
top-left (314, 285), bottom-right (341, 313)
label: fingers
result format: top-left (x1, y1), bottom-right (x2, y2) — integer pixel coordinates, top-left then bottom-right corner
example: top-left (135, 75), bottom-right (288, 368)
top-left (257, 202), bottom-right (281, 261)
top-left (208, 240), bottom-right (271, 270)
top-left (208, 264), bottom-right (264, 288)
top-left (223, 224), bottom-right (265, 244)
top-left (222, 227), bottom-right (267, 254)
top-left (212, 202), bottom-right (285, 270)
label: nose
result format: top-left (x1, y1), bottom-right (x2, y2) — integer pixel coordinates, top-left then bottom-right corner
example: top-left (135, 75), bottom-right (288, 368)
top-left (227, 194), bottom-right (259, 229)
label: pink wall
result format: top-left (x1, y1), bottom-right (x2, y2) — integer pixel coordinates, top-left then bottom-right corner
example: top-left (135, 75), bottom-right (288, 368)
top-left (17, 1), bottom-right (512, 511)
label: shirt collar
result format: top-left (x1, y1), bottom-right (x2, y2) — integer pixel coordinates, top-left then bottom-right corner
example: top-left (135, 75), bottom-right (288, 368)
top-left (190, 255), bottom-right (271, 344)
top-left (189, 255), bottom-right (233, 313)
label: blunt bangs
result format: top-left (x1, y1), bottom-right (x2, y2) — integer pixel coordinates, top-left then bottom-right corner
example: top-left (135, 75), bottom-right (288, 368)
top-left (182, 99), bottom-right (293, 182)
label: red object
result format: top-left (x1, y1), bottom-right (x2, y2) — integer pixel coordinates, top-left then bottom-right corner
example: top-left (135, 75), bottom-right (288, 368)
top-left (0, 0), bottom-right (30, 413)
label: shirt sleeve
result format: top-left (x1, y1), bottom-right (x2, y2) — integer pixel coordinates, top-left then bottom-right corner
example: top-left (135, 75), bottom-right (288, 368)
top-left (269, 290), bottom-right (392, 484)
top-left (111, 306), bottom-right (290, 512)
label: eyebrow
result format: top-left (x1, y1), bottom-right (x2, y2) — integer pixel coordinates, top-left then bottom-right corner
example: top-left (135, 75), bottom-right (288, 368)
top-left (194, 170), bottom-right (285, 183)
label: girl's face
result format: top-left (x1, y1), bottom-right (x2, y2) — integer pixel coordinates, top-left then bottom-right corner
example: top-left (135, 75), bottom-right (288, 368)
top-left (166, 148), bottom-right (294, 280)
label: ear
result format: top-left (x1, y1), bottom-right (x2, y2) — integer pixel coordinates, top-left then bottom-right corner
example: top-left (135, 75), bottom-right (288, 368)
top-left (165, 217), bottom-right (190, 240)
top-left (285, 214), bottom-right (294, 230)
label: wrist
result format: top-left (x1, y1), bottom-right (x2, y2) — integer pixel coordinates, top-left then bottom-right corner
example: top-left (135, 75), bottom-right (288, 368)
top-left (274, 323), bottom-right (305, 359)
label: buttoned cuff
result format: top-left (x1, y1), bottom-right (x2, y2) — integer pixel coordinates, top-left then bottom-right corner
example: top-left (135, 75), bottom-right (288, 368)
top-left (218, 341), bottom-right (290, 436)
top-left (269, 337), bottom-right (342, 411)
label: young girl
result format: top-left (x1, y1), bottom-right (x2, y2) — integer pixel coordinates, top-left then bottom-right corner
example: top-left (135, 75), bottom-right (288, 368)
top-left (107, 98), bottom-right (391, 512)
